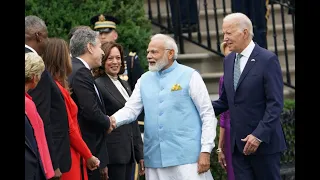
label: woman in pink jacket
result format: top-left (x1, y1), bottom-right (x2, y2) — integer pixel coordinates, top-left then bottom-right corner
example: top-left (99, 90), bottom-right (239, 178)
top-left (25, 52), bottom-right (55, 179)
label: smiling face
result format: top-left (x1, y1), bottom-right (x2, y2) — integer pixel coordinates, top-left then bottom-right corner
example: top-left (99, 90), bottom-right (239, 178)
top-left (104, 46), bottom-right (122, 76)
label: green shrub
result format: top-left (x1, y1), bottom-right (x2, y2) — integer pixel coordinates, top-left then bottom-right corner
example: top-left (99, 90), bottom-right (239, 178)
top-left (280, 100), bottom-right (295, 165)
top-left (283, 99), bottom-right (295, 111)
top-left (25, 0), bottom-right (152, 71)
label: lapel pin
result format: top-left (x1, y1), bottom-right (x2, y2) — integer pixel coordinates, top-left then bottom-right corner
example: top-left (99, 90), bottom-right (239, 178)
top-left (251, 59), bottom-right (255, 62)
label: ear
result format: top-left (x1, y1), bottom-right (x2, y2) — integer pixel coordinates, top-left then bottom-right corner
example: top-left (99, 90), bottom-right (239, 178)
top-left (30, 75), bottom-right (38, 87)
top-left (87, 43), bottom-right (93, 54)
top-left (243, 29), bottom-right (249, 39)
top-left (168, 49), bottom-right (174, 60)
top-left (35, 32), bottom-right (42, 42)
top-left (113, 31), bottom-right (118, 41)
top-left (31, 75), bottom-right (36, 83)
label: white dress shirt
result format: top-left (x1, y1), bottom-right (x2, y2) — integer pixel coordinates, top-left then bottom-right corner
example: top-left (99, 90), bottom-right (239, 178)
top-left (113, 71), bottom-right (217, 153)
top-left (76, 57), bottom-right (102, 102)
top-left (236, 40), bottom-right (255, 73)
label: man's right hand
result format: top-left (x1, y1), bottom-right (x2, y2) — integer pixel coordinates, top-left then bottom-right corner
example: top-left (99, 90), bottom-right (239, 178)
top-left (107, 116), bottom-right (116, 134)
top-left (197, 152), bottom-right (211, 174)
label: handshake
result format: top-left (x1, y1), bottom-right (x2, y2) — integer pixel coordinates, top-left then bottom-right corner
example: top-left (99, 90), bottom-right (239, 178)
top-left (107, 116), bottom-right (116, 134)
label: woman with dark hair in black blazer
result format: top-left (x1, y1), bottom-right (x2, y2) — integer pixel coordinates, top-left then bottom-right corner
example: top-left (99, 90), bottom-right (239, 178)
top-left (95, 42), bottom-right (144, 180)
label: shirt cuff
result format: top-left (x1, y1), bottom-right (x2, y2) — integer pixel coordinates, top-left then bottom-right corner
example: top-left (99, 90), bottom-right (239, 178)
top-left (256, 137), bottom-right (262, 142)
top-left (201, 144), bottom-right (214, 154)
top-left (113, 114), bottom-right (124, 128)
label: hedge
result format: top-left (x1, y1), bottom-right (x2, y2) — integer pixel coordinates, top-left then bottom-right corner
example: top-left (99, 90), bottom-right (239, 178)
top-left (25, 0), bottom-right (152, 71)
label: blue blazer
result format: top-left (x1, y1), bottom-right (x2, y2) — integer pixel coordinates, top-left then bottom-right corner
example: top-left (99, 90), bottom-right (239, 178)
top-left (212, 43), bottom-right (287, 155)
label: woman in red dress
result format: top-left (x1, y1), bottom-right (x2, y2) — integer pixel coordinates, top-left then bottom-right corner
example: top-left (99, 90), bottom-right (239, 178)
top-left (43, 38), bottom-right (100, 180)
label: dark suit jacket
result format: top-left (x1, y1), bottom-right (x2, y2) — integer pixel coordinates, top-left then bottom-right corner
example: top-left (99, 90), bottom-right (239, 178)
top-left (26, 47), bottom-right (71, 172)
top-left (95, 74), bottom-right (144, 164)
top-left (25, 114), bottom-right (46, 180)
top-left (68, 57), bottom-right (110, 168)
top-left (212, 43), bottom-right (287, 155)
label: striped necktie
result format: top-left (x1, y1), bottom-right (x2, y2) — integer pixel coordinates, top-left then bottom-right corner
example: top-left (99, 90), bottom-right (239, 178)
top-left (233, 54), bottom-right (243, 90)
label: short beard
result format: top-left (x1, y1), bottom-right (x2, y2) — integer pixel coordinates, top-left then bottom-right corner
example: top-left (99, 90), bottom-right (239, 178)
top-left (148, 54), bottom-right (169, 72)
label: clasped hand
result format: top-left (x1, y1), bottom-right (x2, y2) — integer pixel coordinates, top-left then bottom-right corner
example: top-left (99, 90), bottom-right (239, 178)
top-left (107, 116), bottom-right (117, 134)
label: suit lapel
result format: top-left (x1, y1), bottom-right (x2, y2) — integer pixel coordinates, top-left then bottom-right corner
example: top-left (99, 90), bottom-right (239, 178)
top-left (102, 75), bottom-right (127, 106)
top-left (236, 45), bottom-right (259, 90)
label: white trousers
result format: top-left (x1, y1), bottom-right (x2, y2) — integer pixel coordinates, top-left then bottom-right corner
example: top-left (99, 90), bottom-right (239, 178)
top-left (145, 163), bottom-right (214, 180)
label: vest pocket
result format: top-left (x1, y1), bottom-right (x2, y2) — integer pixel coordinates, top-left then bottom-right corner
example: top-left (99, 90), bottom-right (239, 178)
top-left (170, 89), bottom-right (188, 97)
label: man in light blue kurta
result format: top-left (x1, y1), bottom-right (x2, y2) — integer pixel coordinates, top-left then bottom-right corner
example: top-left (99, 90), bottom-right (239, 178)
top-left (110, 34), bottom-right (217, 179)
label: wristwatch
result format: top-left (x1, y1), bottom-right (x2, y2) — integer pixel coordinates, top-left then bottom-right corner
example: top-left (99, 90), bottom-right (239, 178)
top-left (216, 148), bottom-right (222, 154)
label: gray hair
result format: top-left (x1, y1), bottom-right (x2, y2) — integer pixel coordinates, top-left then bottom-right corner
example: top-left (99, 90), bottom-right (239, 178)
top-left (69, 28), bottom-right (99, 57)
top-left (25, 15), bottom-right (47, 40)
top-left (151, 34), bottom-right (179, 59)
top-left (25, 52), bottom-right (45, 82)
top-left (223, 13), bottom-right (254, 39)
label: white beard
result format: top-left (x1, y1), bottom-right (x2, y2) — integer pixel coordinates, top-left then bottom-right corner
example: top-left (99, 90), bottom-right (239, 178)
top-left (148, 55), bottom-right (169, 72)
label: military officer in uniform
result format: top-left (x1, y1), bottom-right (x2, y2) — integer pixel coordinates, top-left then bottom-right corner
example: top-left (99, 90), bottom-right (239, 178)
top-left (90, 14), bottom-right (144, 91)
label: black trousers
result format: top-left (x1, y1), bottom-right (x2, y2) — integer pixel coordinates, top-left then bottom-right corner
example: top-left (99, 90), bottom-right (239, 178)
top-left (108, 163), bottom-right (134, 180)
top-left (231, 0), bottom-right (269, 49)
